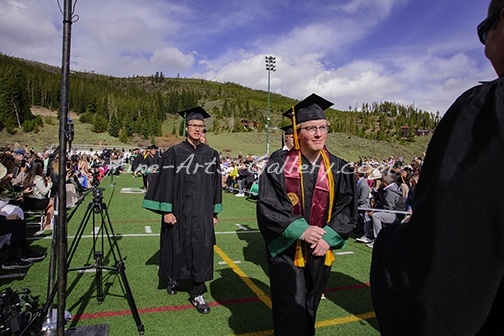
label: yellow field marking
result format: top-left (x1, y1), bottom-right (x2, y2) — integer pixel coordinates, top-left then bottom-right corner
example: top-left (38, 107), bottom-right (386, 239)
top-left (214, 245), bottom-right (272, 309)
top-left (236, 311), bottom-right (376, 336)
top-left (315, 311), bottom-right (376, 328)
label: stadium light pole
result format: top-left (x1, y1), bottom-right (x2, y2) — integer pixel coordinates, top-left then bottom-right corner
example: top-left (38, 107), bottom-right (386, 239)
top-left (265, 56), bottom-right (276, 156)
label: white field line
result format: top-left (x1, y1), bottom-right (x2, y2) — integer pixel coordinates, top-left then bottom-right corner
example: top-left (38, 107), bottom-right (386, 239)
top-left (0, 273), bottom-right (26, 279)
top-left (28, 230), bottom-right (261, 240)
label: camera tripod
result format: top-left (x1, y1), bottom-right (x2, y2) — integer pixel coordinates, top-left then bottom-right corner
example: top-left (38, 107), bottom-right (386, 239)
top-left (67, 188), bottom-right (144, 334)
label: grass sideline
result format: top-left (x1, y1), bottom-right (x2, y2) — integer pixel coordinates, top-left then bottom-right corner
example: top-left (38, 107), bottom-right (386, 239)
top-left (0, 172), bottom-right (380, 335)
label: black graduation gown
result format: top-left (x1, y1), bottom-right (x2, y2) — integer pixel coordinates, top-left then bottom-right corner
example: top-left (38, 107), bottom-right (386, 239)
top-left (131, 152), bottom-right (144, 173)
top-left (268, 147), bottom-right (287, 161)
top-left (145, 152), bottom-right (160, 186)
top-left (257, 150), bottom-right (357, 336)
top-left (370, 77), bottom-right (504, 336)
top-left (142, 140), bottom-right (222, 283)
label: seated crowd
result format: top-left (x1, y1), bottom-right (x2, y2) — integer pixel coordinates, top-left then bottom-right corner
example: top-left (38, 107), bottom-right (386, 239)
top-left (221, 151), bottom-right (423, 248)
top-left (0, 145), bottom-right (128, 270)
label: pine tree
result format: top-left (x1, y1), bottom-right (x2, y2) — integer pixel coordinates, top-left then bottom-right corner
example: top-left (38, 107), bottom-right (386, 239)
top-left (108, 115), bottom-right (120, 137)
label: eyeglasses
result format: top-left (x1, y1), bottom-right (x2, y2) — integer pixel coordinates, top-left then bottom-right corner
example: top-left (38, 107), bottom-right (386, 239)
top-left (478, 9), bottom-right (502, 45)
top-left (299, 125), bottom-right (330, 134)
top-left (187, 124), bottom-right (205, 129)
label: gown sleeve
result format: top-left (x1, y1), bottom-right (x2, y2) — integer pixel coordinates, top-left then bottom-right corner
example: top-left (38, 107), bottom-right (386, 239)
top-left (142, 147), bottom-right (175, 214)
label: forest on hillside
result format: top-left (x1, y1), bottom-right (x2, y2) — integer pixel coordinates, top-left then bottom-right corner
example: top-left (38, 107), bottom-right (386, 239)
top-left (0, 53), bottom-right (440, 143)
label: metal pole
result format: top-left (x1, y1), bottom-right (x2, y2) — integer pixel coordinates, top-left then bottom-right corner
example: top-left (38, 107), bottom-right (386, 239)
top-left (266, 69), bottom-right (271, 155)
top-left (57, 0), bottom-right (72, 334)
top-left (265, 56), bottom-right (276, 156)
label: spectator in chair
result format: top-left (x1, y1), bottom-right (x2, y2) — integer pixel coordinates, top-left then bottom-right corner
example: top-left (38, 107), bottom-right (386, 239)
top-left (22, 160), bottom-right (54, 231)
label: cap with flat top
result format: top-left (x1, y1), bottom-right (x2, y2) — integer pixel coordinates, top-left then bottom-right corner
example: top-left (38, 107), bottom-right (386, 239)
top-left (282, 93), bottom-right (333, 123)
top-left (280, 125), bottom-right (293, 135)
top-left (177, 107), bottom-right (211, 122)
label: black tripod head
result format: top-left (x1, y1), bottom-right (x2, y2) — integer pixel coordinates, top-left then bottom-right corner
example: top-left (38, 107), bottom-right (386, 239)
top-left (92, 187), bottom-right (105, 204)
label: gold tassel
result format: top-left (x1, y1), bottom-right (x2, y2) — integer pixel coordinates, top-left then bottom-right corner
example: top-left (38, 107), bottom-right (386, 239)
top-left (322, 150), bottom-right (336, 266)
top-left (324, 250), bottom-right (335, 266)
top-left (291, 106), bottom-right (300, 150)
top-left (294, 240), bottom-right (305, 267)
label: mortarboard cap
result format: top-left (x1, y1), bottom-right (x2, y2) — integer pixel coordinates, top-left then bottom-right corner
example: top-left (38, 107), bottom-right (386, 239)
top-left (281, 93), bottom-right (333, 123)
top-left (280, 125), bottom-right (293, 135)
top-left (178, 106), bottom-right (211, 122)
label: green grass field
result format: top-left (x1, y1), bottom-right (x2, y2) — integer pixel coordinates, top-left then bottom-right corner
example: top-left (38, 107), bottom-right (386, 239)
top-left (0, 172), bottom-right (380, 335)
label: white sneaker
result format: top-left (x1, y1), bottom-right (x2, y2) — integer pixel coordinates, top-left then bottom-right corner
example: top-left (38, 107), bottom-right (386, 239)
top-left (356, 236), bottom-right (373, 244)
top-left (191, 295), bottom-right (210, 314)
top-left (366, 241), bottom-right (374, 248)
top-left (235, 193), bottom-right (245, 197)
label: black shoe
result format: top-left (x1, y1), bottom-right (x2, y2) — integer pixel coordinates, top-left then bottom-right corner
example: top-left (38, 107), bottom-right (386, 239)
top-left (167, 279), bottom-right (178, 295)
top-left (190, 295), bottom-right (210, 314)
top-left (2, 259), bottom-right (32, 270)
top-left (21, 251), bottom-right (46, 263)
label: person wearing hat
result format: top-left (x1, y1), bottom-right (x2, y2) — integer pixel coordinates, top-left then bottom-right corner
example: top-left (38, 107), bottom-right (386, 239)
top-left (13, 149), bottom-right (25, 165)
top-left (256, 94), bottom-right (357, 335)
top-left (142, 106), bottom-right (222, 314)
top-left (269, 124), bottom-right (294, 160)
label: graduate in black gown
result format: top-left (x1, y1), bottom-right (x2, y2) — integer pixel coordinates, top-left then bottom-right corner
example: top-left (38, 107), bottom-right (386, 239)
top-left (370, 1), bottom-right (504, 334)
top-left (144, 144), bottom-right (160, 190)
top-left (142, 107), bottom-right (222, 314)
top-left (257, 94), bottom-right (357, 336)
top-left (132, 147), bottom-right (148, 189)
top-left (269, 124), bottom-right (294, 161)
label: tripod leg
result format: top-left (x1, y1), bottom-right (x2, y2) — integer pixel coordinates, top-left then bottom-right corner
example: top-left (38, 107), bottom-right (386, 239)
top-left (99, 204), bottom-right (144, 334)
top-left (117, 262), bottom-right (145, 334)
top-left (67, 204), bottom-right (93, 267)
top-left (96, 253), bottom-right (104, 303)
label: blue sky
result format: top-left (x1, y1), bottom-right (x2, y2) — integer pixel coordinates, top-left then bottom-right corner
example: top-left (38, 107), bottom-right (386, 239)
top-left (0, 0), bottom-right (496, 114)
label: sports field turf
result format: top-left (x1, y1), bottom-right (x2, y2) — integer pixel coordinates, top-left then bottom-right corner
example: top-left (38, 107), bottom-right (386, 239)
top-left (0, 172), bottom-right (380, 335)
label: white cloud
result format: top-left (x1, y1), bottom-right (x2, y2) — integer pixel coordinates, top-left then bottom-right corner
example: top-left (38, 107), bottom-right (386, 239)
top-left (0, 0), bottom-right (496, 115)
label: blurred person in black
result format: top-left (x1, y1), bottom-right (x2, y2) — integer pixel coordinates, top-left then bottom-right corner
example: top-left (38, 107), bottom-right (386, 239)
top-left (370, 1), bottom-right (504, 334)
top-left (144, 145), bottom-right (160, 190)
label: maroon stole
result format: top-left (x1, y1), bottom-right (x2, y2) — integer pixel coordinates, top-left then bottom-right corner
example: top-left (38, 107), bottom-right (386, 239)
top-left (284, 149), bottom-right (330, 226)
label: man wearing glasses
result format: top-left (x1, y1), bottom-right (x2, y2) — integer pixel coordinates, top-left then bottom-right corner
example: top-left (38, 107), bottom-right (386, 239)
top-left (257, 94), bottom-right (357, 335)
top-left (143, 107), bottom-right (222, 315)
top-left (370, 1), bottom-right (504, 335)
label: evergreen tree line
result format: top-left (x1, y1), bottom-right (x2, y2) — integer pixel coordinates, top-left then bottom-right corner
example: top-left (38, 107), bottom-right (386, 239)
top-left (0, 53), bottom-right (440, 142)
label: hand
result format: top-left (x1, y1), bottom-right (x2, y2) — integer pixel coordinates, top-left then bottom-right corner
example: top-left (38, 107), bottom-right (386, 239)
top-left (301, 226), bottom-right (326, 244)
top-left (213, 217), bottom-right (218, 226)
top-left (163, 213), bottom-right (177, 225)
top-left (311, 239), bottom-right (330, 257)
top-left (6, 214), bottom-right (19, 220)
